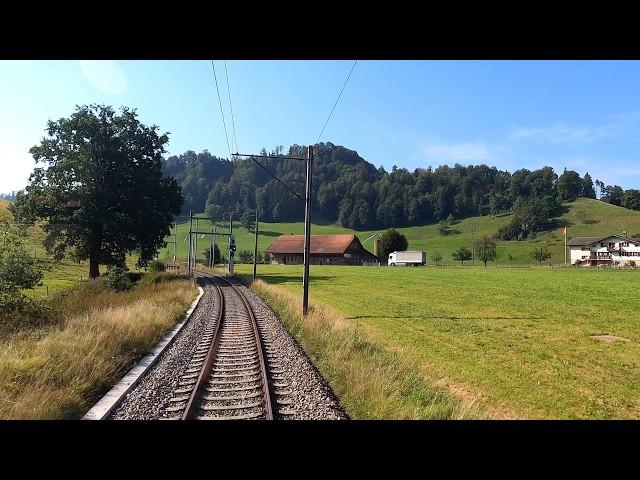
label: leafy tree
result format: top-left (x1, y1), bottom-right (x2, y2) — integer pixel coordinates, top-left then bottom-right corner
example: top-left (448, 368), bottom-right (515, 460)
top-left (452, 246), bottom-right (472, 265)
top-left (238, 250), bottom-right (253, 263)
top-left (530, 246), bottom-right (552, 266)
top-left (11, 105), bottom-right (183, 278)
top-left (377, 228), bottom-right (408, 263)
top-left (474, 235), bottom-right (497, 267)
top-left (601, 185), bottom-right (624, 206)
top-left (582, 173), bottom-right (596, 199)
top-left (0, 227), bottom-right (44, 295)
top-left (622, 189), bottom-right (640, 211)
top-left (438, 220), bottom-right (451, 236)
top-left (431, 252), bottom-right (442, 266)
top-left (557, 169), bottom-right (584, 201)
top-left (241, 211), bottom-right (256, 233)
top-left (203, 244), bottom-right (221, 265)
top-left (204, 202), bottom-right (224, 222)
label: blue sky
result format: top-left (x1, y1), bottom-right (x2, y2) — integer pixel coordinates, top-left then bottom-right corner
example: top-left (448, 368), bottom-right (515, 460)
top-left (1, 60), bottom-right (640, 193)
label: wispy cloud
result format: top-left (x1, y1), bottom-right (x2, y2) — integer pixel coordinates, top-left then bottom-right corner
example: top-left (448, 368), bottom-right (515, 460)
top-left (509, 122), bottom-right (625, 144)
top-left (79, 61), bottom-right (127, 95)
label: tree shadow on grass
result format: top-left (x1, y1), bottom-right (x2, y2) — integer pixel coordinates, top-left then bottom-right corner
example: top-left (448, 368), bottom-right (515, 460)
top-left (237, 273), bottom-right (338, 286)
top-left (346, 315), bottom-right (543, 320)
top-left (258, 230), bottom-right (283, 238)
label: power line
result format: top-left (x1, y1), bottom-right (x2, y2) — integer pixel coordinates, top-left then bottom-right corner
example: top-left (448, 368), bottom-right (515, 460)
top-left (211, 60), bottom-right (232, 159)
top-left (249, 156), bottom-right (304, 201)
top-left (315, 60), bottom-right (358, 145)
top-left (224, 61), bottom-right (239, 154)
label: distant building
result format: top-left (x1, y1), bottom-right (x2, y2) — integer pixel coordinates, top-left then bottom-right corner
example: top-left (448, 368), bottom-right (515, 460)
top-left (568, 235), bottom-right (640, 266)
top-left (265, 234), bottom-right (378, 266)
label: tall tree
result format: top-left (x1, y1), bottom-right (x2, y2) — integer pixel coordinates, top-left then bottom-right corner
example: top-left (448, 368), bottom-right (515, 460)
top-left (557, 169), bottom-right (583, 201)
top-left (452, 246), bottom-right (472, 265)
top-left (11, 105), bottom-right (183, 278)
top-left (474, 235), bottom-right (497, 267)
top-left (530, 246), bottom-right (552, 266)
top-left (622, 189), bottom-right (640, 211)
top-left (378, 228), bottom-right (408, 263)
top-left (582, 173), bottom-right (596, 199)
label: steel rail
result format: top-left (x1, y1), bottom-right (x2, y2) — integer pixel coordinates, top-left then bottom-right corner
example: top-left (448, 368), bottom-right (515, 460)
top-left (189, 269), bottom-right (274, 420)
top-left (215, 275), bottom-right (274, 420)
top-left (181, 275), bottom-right (224, 420)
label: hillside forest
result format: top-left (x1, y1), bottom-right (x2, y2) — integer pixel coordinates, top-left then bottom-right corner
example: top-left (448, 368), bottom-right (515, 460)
top-left (163, 142), bottom-right (640, 240)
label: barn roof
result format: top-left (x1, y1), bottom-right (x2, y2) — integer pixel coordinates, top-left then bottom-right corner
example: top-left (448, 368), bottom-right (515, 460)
top-left (266, 234), bottom-right (369, 255)
top-left (568, 235), bottom-right (639, 246)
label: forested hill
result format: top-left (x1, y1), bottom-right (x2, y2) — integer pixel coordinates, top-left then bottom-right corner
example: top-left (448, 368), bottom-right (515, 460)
top-left (163, 142), bottom-right (636, 233)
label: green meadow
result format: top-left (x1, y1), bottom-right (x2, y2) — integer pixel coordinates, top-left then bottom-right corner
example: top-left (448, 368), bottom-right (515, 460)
top-left (161, 198), bottom-right (640, 266)
top-left (236, 263), bottom-right (640, 419)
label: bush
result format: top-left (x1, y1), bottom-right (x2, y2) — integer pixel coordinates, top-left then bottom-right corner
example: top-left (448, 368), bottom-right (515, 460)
top-left (148, 260), bottom-right (166, 273)
top-left (104, 266), bottom-right (132, 291)
top-left (0, 292), bottom-right (53, 332)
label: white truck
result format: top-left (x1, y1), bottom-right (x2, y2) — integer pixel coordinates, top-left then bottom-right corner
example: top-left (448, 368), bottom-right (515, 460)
top-left (388, 251), bottom-right (426, 266)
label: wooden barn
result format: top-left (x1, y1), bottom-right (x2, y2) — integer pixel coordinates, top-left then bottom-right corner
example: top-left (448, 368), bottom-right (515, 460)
top-left (265, 234), bottom-right (379, 266)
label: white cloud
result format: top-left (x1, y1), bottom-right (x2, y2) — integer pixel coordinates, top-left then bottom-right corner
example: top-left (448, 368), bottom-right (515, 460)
top-left (509, 120), bottom-right (626, 144)
top-left (422, 142), bottom-right (493, 162)
top-left (79, 60), bottom-right (127, 94)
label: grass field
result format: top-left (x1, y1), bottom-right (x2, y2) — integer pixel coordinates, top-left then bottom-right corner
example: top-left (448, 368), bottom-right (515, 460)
top-left (0, 273), bottom-right (197, 419)
top-left (162, 198), bottom-right (640, 266)
top-left (236, 263), bottom-right (640, 419)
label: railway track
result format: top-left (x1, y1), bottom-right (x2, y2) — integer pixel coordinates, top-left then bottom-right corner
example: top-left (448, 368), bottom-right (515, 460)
top-left (160, 271), bottom-right (291, 420)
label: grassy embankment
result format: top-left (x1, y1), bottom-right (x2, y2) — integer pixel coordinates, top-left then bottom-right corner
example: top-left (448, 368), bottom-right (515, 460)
top-left (237, 264), bottom-right (640, 419)
top-left (162, 198), bottom-right (640, 266)
top-left (0, 273), bottom-right (197, 419)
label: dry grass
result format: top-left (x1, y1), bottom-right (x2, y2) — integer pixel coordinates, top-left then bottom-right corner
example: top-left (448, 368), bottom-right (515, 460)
top-left (0, 273), bottom-right (197, 419)
top-left (251, 279), bottom-right (474, 419)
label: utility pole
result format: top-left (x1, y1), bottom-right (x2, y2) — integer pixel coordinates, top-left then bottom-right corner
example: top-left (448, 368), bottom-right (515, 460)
top-left (231, 150), bottom-right (311, 315)
top-left (188, 210), bottom-right (193, 275)
top-left (229, 214), bottom-right (234, 275)
top-left (173, 222), bottom-right (177, 268)
top-left (214, 225), bottom-right (216, 270)
top-left (471, 223), bottom-right (476, 266)
top-left (253, 209), bottom-right (259, 282)
top-left (194, 217), bottom-right (198, 268)
top-left (302, 145), bottom-right (314, 316)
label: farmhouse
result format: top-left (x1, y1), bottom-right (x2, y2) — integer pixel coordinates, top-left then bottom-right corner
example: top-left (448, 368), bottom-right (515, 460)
top-left (568, 235), bottom-right (640, 266)
top-left (265, 234), bottom-right (379, 266)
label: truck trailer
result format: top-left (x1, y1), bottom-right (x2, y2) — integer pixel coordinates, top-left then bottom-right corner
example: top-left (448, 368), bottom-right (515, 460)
top-left (388, 251), bottom-right (426, 266)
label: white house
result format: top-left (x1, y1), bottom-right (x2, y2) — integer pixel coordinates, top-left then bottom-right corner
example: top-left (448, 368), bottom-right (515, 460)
top-left (568, 235), bottom-right (640, 266)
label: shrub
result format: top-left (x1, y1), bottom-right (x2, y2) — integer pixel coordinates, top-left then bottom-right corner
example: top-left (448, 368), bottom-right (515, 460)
top-left (0, 292), bottom-right (53, 332)
top-left (104, 266), bottom-right (132, 291)
top-left (148, 260), bottom-right (166, 273)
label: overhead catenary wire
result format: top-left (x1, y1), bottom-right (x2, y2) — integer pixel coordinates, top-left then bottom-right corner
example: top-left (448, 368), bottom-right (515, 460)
top-left (224, 61), bottom-right (239, 154)
top-left (315, 60), bottom-right (358, 145)
top-left (249, 156), bottom-right (304, 201)
top-left (211, 60), bottom-right (232, 159)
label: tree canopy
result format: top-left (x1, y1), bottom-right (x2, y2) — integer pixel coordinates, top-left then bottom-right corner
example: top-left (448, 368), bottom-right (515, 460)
top-left (165, 143), bottom-right (622, 233)
top-left (11, 105), bottom-right (183, 278)
top-left (474, 235), bottom-right (497, 267)
top-left (452, 246), bottom-right (472, 265)
top-left (378, 228), bottom-right (408, 263)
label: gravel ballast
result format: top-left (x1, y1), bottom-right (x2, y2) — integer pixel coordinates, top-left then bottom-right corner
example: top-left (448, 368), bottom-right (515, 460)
top-left (109, 276), bottom-right (348, 420)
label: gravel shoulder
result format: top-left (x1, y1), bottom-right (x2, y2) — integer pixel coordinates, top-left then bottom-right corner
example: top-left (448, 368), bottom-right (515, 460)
top-left (109, 276), bottom-right (348, 420)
